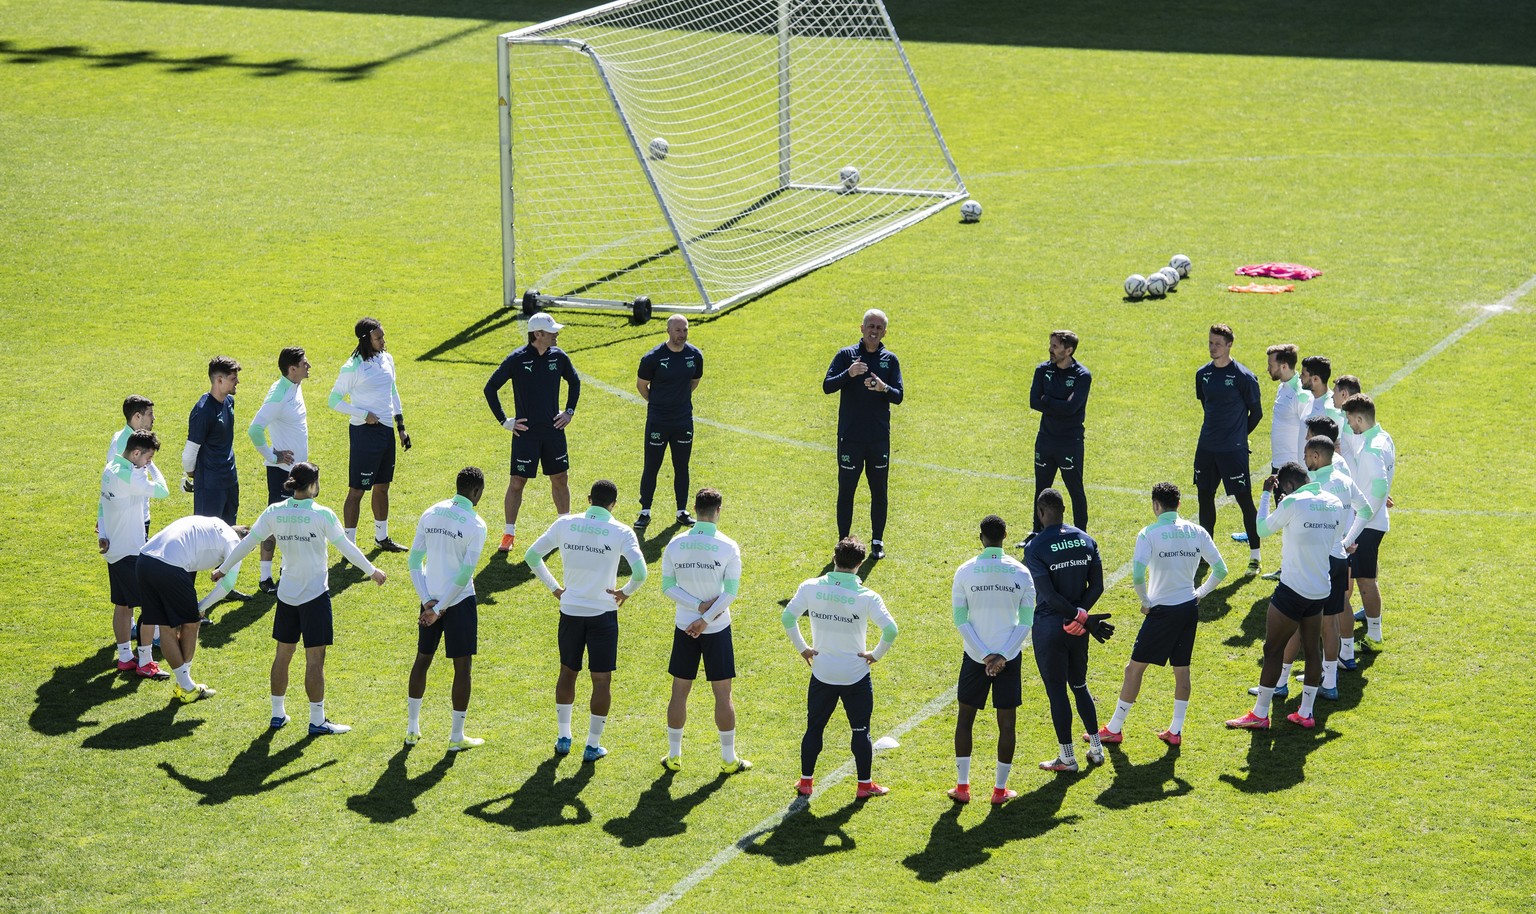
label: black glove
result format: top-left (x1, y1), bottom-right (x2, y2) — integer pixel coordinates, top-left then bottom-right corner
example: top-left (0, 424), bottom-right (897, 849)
top-left (1087, 613), bottom-right (1114, 643)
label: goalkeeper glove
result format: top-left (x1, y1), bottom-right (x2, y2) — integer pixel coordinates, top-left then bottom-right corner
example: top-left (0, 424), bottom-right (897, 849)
top-left (1087, 613), bottom-right (1115, 643)
top-left (181, 473), bottom-right (195, 494)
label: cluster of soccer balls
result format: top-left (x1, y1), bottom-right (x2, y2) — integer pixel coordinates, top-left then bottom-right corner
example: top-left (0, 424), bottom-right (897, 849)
top-left (1125, 255), bottom-right (1192, 300)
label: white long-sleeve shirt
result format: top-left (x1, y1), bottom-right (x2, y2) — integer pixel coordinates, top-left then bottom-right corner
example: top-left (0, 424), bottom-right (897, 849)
top-left (1343, 423), bottom-right (1396, 545)
top-left (660, 522), bottom-right (741, 634)
top-left (1310, 463), bottom-right (1368, 560)
top-left (215, 498), bottom-right (374, 605)
top-left (951, 547), bottom-right (1034, 663)
top-left (1271, 375), bottom-right (1312, 468)
top-left (1257, 483), bottom-right (1345, 600)
top-left (107, 425), bottom-right (153, 523)
top-left (1132, 512), bottom-right (1227, 607)
top-left (98, 456), bottom-right (169, 563)
top-left (247, 377), bottom-right (308, 467)
top-left (408, 495), bottom-right (488, 611)
top-left (329, 352), bottom-right (401, 426)
top-left (526, 507), bottom-right (648, 617)
top-left (782, 571), bottom-right (898, 686)
top-left (140, 515), bottom-right (245, 612)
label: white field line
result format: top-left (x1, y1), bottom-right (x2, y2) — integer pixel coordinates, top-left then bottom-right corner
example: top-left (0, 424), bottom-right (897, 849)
top-left (628, 274), bottom-right (1535, 914)
top-left (964, 151), bottom-right (1536, 183)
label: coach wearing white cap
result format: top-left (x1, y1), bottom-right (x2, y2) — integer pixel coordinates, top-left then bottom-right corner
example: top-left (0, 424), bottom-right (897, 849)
top-left (484, 312), bottom-right (582, 553)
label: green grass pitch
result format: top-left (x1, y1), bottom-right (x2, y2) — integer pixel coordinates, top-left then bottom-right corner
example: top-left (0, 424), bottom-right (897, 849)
top-left (2, 1), bottom-right (1534, 912)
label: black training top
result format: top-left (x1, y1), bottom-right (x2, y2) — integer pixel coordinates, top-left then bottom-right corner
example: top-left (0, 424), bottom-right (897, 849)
top-left (485, 344), bottom-right (580, 429)
top-left (1195, 359), bottom-right (1263, 453)
top-left (187, 393), bottom-right (237, 487)
top-left (1030, 359), bottom-right (1091, 441)
top-left (823, 341), bottom-right (904, 443)
top-left (637, 342), bottom-right (703, 425)
top-left (1024, 523), bottom-right (1104, 619)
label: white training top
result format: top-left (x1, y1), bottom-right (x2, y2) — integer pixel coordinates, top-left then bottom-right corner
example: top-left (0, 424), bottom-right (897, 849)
top-left (1328, 403), bottom-right (1362, 478)
top-left (950, 547), bottom-right (1034, 663)
top-left (1132, 513), bottom-right (1227, 607)
top-left (247, 377), bottom-right (308, 467)
top-left (526, 507), bottom-right (648, 617)
top-left (216, 498), bottom-right (375, 605)
top-left (408, 495), bottom-right (488, 611)
top-left (1271, 375), bottom-right (1312, 468)
top-left (1257, 483), bottom-right (1346, 600)
top-left (1344, 423), bottom-right (1396, 543)
top-left (141, 515), bottom-right (245, 611)
top-left (329, 352), bottom-right (402, 426)
top-left (783, 571), bottom-right (898, 686)
top-left (1310, 464), bottom-right (1368, 560)
top-left (108, 425), bottom-right (153, 523)
top-left (98, 456), bottom-right (169, 563)
top-left (661, 522), bottom-right (742, 635)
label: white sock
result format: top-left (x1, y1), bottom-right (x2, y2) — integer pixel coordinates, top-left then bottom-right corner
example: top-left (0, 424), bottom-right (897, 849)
top-left (719, 729), bottom-right (736, 764)
top-left (137, 644), bottom-right (154, 666)
top-left (1253, 686), bottom-right (1275, 718)
top-left (504, 523), bottom-right (516, 536)
top-left (667, 726), bottom-right (684, 758)
top-left (1278, 662), bottom-right (1293, 683)
top-left (1108, 699), bottom-right (1133, 733)
top-left (271, 695), bottom-right (286, 719)
top-left (260, 560), bottom-right (273, 581)
top-left (995, 762), bottom-right (1012, 790)
top-left (173, 662), bottom-right (195, 691)
top-left (345, 528), bottom-right (357, 545)
top-left (1340, 637), bottom-right (1356, 660)
top-left (374, 520), bottom-right (389, 542)
top-left (638, 509), bottom-right (650, 517)
top-left (587, 714), bottom-right (607, 747)
top-left (1367, 616), bottom-right (1383, 640)
top-left (1250, 548), bottom-right (1262, 561)
top-left (407, 697), bottom-right (422, 732)
top-left (116, 642), bottom-right (133, 662)
top-left (955, 756), bottom-right (972, 786)
top-left (556, 703), bottom-right (573, 739)
top-left (1170, 699), bottom-right (1189, 733)
top-left (1059, 742), bottom-right (1076, 762)
top-left (309, 701), bottom-right (325, 727)
top-left (1322, 660), bottom-right (1339, 689)
top-left (1299, 685), bottom-right (1319, 717)
top-left (1087, 732), bottom-right (1102, 752)
top-left (452, 709), bottom-right (467, 742)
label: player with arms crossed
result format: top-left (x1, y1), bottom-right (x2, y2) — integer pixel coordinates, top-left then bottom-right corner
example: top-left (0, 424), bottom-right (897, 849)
top-left (658, 487), bottom-right (749, 774)
top-left (1097, 483), bottom-right (1226, 747)
top-left (485, 312), bottom-right (580, 553)
top-left (136, 516), bottom-right (251, 701)
top-left (782, 536), bottom-right (898, 799)
top-left (1340, 394), bottom-right (1395, 652)
top-left (247, 346), bottom-right (311, 593)
top-left (1029, 330), bottom-right (1091, 535)
top-left (823, 309), bottom-right (904, 560)
top-left (526, 479), bottom-right (647, 762)
top-left (99, 430), bottom-right (170, 677)
top-left (213, 462), bottom-right (386, 735)
top-left (1194, 325), bottom-right (1264, 573)
top-left (949, 514), bottom-right (1034, 805)
top-left (406, 467), bottom-right (489, 750)
top-left (330, 318), bottom-right (412, 552)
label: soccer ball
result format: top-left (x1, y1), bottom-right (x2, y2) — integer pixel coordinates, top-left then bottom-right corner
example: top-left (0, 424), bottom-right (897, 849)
top-left (1146, 272), bottom-right (1169, 297)
top-left (1170, 254), bottom-right (1191, 277)
top-left (1158, 266), bottom-right (1181, 289)
top-left (1124, 274), bottom-right (1148, 300)
top-left (960, 200), bottom-right (983, 223)
top-left (648, 138), bottom-right (669, 161)
top-left (838, 166), bottom-right (860, 192)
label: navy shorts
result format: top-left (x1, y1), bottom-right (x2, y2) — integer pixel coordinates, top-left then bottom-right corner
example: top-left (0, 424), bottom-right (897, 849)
top-left (1350, 528), bottom-right (1386, 578)
top-left (957, 653), bottom-right (1023, 710)
top-left (668, 626), bottom-right (735, 681)
top-left (417, 596), bottom-right (477, 658)
top-left (1271, 581), bottom-right (1325, 621)
top-left (558, 610), bottom-right (618, 672)
top-left (274, 593), bottom-right (334, 647)
top-left (194, 483), bottom-right (239, 525)
top-left (136, 554), bottom-right (201, 627)
top-left (837, 437), bottom-right (890, 477)
top-left (107, 555), bottom-right (141, 608)
top-left (349, 423), bottom-right (396, 490)
top-left (1034, 436), bottom-right (1084, 476)
top-left (1131, 599), bottom-right (1199, 666)
top-left (1193, 448), bottom-right (1251, 496)
top-left (1325, 556), bottom-right (1349, 616)
top-left (512, 427), bottom-right (570, 479)
top-left (266, 465), bottom-right (290, 505)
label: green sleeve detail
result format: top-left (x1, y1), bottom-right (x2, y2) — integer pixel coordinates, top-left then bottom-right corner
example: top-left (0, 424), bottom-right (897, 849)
top-left (1210, 556), bottom-right (1230, 579)
top-left (112, 462), bottom-right (134, 483)
top-left (1133, 561), bottom-right (1148, 585)
top-left (722, 578), bottom-right (739, 595)
top-left (1255, 516), bottom-right (1276, 538)
top-left (952, 605), bottom-right (969, 626)
top-left (661, 574), bottom-right (677, 590)
top-left (339, 356), bottom-right (359, 373)
top-left (628, 561), bottom-right (649, 585)
top-left (454, 562), bottom-right (474, 587)
top-left (1370, 478), bottom-right (1389, 498)
top-left (150, 476), bottom-right (169, 499)
top-left (264, 381), bottom-right (288, 405)
top-left (880, 622), bottom-right (899, 643)
top-left (97, 500), bottom-right (105, 526)
top-left (524, 547), bottom-right (545, 569)
top-left (408, 549), bottom-right (425, 571)
top-left (1357, 504), bottom-right (1374, 521)
top-left (327, 391), bottom-right (346, 408)
top-left (247, 423), bottom-right (268, 449)
top-left (780, 607), bottom-right (799, 630)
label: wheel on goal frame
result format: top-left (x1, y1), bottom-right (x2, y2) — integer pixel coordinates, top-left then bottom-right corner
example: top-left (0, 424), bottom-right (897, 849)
top-left (630, 295), bottom-right (653, 325)
top-left (520, 289), bottom-right (542, 316)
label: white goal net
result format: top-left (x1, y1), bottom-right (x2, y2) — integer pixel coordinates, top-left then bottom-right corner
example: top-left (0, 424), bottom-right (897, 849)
top-left (498, 0), bottom-right (967, 314)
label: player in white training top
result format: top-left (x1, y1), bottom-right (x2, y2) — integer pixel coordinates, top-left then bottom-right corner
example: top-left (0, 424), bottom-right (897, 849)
top-left (214, 462), bottom-right (386, 735)
top-left (405, 467), bottom-right (489, 751)
top-left (1340, 394), bottom-right (1395, 652)
top-left (783, 537), bottom-right (898, 800)
top-left (1097, 483), bottom-right (1226, 748)
top-left (247, 346), bottom-right (311, 593)
top-left (658, 487), bottom-right (750, 775)
top-left (330, 317), bottom-right (412, 552)
top-left (99, 429), bottom-right (169, 678)
top-left (136, 516), bottom-right (252, 701)
top-left (526, 479), bottom-right (648, 762)
top-left (1262, 344), bottom-right (1312, 581)
top-left (948, 514), bottom-right (1034, 806)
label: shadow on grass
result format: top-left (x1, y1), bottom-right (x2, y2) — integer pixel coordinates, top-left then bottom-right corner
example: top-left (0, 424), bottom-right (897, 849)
top-left (1093, 743), bottom-right (1192, 810)
top-left (602, 769), bottom-right (729, 847)
top-left (1218, 724), bottom-right (1340, 794)
top-left (197, 591), bottom-right (274, 649)
top-left (743, 796), bottom-right (867, 866)
top-left (81, 702), bottom-right (204, 750)
top-left (1220, 592), bottom-right (1273, 649)
top-left (1197, 567), bottom-right (1255, 625)
top-left (464, 755), bottom-right (594, 830)
top-left (30, 646), bottom-right (137, 736)
top-left (347, 744), bottom-right (458, 823)
top-left (638, 520), bottom-right (684, 566)
top-left (417, 305), bottom-right (668, 367)
top-left (902, 777), bottom-right (1078, 882)
top-left (159, 730), bottom-right (336, 805)
top-left (326, 557), bottom-right (370, 599)
top-left (473, 552), bottom-right (536, 605)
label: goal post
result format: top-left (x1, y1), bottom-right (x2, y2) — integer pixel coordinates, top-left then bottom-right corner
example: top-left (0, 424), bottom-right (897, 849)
top-left (498, 0), bottom-right (967, 315)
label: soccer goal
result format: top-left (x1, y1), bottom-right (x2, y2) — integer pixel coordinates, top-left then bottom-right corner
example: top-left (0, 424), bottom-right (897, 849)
top-left (497, 0), bottom-right (967, 316)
